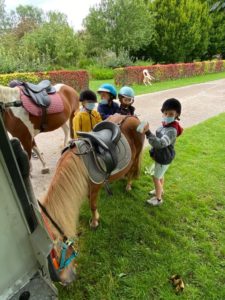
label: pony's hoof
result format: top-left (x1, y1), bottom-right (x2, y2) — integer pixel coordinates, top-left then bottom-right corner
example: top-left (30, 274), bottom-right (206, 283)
top-left (41, 167), bottom-right (50, 174)
top-left (89, 218), bottom-right (99, 230)
top-left (126, 185), bottom-right (132, 191)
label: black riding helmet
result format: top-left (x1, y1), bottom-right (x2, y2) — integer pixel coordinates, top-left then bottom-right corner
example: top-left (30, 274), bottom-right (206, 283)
top-left (79, 89), bottom-right (97, 102)
top-left (161, 98), bottom-right (181, 119)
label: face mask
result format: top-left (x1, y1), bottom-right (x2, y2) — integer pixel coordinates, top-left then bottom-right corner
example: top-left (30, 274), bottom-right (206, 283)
top-left (163, 116), bottom-right (175, 124)
top-left (85, 103), bottom-right (95, 110)
top-left (100, 99), bottom-right (108, 105)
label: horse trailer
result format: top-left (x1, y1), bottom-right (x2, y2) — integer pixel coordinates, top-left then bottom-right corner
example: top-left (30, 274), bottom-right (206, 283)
top-left (0, 111), bottom-right (58, 300)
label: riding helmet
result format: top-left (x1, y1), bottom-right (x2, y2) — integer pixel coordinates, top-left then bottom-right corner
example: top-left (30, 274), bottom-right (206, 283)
top-left (161, 98), bottom-right (182, 115)
top-left (79, 89), bottom-right (97, 102)
top-left (118, 86), bottom-right (135, 98)
top-left (97, 83), bottom-right (117, 98)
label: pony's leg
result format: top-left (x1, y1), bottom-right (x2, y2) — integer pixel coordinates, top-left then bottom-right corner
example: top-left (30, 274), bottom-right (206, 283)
top-left (126, 180), bottom-right (132, 191)
top-left (89, 184), bottom-right (101, 229)
top-left (32, 143), bottom-right (50, 174)
top-left (61, 123), bottom-right (69, 146)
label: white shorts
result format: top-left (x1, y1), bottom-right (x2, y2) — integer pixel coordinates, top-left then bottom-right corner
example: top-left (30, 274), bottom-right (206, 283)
top-left (149, 162), bottom-right (170, 179)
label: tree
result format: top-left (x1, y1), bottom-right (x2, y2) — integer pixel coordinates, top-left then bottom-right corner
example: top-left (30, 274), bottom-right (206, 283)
top-left (207, 0), bottom-right (225, 57)
top-left (0, 0), bottom-right (9, 33)
top-left (83, 0), bottom-right (155, 57)
top-left (9, 5), bottom-right (45, 38)
top-left (148, 0), bottom-right (211, 63)
top-left (20, 11), bottom-right (81, 66)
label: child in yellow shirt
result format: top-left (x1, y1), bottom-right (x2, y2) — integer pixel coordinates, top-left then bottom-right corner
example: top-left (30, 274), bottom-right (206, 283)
top-left (73, 89), bottom-right (102, 137)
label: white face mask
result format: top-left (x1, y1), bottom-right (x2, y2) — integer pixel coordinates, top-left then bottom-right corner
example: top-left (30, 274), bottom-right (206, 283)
top-left (100, 99), bottom-right (108, 105)
top-left (85, 103), bottom-right (95, 110)
top-left (162, 116), bottom-right (175, 124)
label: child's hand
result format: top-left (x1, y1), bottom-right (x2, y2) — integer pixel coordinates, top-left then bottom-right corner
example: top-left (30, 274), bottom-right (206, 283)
top-left (136, 121), bottom-right (149, 133)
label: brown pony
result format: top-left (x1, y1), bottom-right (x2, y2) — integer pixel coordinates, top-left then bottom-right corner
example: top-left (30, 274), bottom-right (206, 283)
top-left (38, 115), bottom-right (144, 284)
top-left (0, 84), bottom-right (79, 172)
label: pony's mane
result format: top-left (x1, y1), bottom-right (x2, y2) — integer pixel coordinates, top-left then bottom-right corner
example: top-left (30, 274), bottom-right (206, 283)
top-left (41, 150), bottom-right (89, 238)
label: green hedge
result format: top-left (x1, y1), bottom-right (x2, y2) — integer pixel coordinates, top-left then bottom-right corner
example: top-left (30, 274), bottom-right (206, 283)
top-left (0, 70), bottom-right (89, 92)
top-left (114, 60), bottom-right (225, 85)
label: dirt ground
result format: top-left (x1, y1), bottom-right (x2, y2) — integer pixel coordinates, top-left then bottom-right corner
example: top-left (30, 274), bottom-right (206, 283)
top-left (30, 79), bottom-right (225, 199)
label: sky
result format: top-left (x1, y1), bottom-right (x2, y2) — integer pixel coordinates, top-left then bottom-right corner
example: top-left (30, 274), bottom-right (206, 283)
top-left (4, 0), bottom-right (101, 30)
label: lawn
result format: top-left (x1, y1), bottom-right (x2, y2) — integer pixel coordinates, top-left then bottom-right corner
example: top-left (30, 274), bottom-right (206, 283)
top-left (59, 113), bottom-right (225, 299)
top-left (89, 71), bottom-right (225, 96)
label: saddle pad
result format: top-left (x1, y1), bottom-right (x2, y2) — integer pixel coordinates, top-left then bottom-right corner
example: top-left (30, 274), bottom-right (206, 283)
top-left (20, 90), bottom-right (64, 117)
top-left (75, 133), bottom-right (131, 184)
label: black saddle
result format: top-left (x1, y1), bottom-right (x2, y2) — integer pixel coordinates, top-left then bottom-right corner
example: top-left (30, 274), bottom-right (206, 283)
top-left (22, 80), bottom-right (56, 108)
top-left (77, 122), bottom-right (121, 176)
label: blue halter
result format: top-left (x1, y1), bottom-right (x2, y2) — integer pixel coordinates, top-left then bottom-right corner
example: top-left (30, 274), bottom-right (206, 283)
top-left (59, 241), bottom-right (78, 271)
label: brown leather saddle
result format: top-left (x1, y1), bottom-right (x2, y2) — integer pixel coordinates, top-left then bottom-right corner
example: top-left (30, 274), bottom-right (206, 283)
top-left (64, 121), bottom-right (131, 184)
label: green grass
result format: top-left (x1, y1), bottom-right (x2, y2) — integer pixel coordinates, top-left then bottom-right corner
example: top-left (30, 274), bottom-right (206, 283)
top-left (59, 113), bottom-right (225, 299)
top-left (89, 71), bottom-right (225, 96)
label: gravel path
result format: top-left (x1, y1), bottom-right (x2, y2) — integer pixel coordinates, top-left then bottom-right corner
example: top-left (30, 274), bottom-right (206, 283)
top-left (31, 79), bottom-right (225, 199)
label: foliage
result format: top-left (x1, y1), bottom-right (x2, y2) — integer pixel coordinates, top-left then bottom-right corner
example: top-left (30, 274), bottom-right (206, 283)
top-left (0, 72), bottom-right (40, 86)
top-left (87, 66), bottom-right (114, 80)
top-left (0, 44), bottom-right (52, 73)
top-left (147, 0), bottom-right (211, 63)
top-left (20, 12), bottom-right (81, 67)
top-left (8, 5), bottom-right (45, 39)
top-left (59, 114), bottom-right (225, 299)
top-left (83, 0), bottom-right (155, 57)
top-left (114, 60), bottom-right (225, 85)
top-left (103, 50), bottom-right (134, 68)
top-left (0, 6), bottom-right (82, 72)
top-left (46, 70), bottom-right (89, 91)
top-left (0, 70), bottom-right (89, 92)
top-left (207, 1), bottom-right (225, 58)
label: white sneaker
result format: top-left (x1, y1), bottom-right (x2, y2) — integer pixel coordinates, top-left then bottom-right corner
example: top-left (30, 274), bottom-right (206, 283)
top-left (146, 197), bottom-right (163, 206)
top-left (148, 189), bottom-right (164, 196)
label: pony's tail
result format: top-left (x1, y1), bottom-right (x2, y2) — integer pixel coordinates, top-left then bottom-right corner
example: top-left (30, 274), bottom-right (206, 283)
top-left (128, 150), bottom-right (143, 180)
top-left (0, 86), bottom-right (21, 103)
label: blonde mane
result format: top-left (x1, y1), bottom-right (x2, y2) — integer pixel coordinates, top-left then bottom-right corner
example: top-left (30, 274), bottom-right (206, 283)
top-left (41, 150), bottom-right (89, 238)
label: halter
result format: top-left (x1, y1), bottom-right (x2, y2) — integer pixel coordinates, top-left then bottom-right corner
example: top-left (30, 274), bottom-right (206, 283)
top-left (38, 200), bottom-right (78, 272)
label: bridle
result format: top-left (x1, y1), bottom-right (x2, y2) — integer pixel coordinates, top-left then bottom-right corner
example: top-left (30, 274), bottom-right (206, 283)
top-left (38, 200), bottom-right (78, 272)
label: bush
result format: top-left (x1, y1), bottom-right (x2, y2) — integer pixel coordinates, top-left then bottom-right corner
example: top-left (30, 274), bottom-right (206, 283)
top-left (114, 60), bottom-right (225, 85)
top-left (0, 70), bottom-right (89, 92)
top-left (104, 50), bottom-right (133, 68)
top-left (46, 70), bottom-right (89, 91)
top-left (0, 72), bottom-right (41, 86)
top-left (0, 47), bottom-right (52, 74)
top-left (87, 66), bottom-right (114, 80)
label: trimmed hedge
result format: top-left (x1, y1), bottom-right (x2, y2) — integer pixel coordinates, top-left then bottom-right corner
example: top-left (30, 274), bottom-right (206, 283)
top-left (114, 60), bottom-right (225, 86)
top-left (0, 70), bottom-right (89, 92)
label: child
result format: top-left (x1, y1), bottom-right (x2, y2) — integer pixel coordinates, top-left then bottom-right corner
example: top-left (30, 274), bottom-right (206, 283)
top-left (73, 89), bottom-right (102, 137)
top-left (137, 98), bottom-right (183, 206)
top-left (118, 86), bottom-right (135, 116)
top-left (97, 83), bottom-right (119, 120)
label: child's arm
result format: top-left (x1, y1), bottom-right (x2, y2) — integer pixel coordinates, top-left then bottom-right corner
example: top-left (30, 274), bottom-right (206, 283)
top-left (96, 112), bottom-right (102, 123)
top-left (145, 128), bottom-right (177, 149)
top-left (73, 112), bottom-right (82, 137)
top-left (97, 104), bottom-right (108, 120)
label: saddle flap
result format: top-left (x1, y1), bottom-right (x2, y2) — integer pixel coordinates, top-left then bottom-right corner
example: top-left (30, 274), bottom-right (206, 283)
top-left (75, 134), bottom-right (131, 184)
